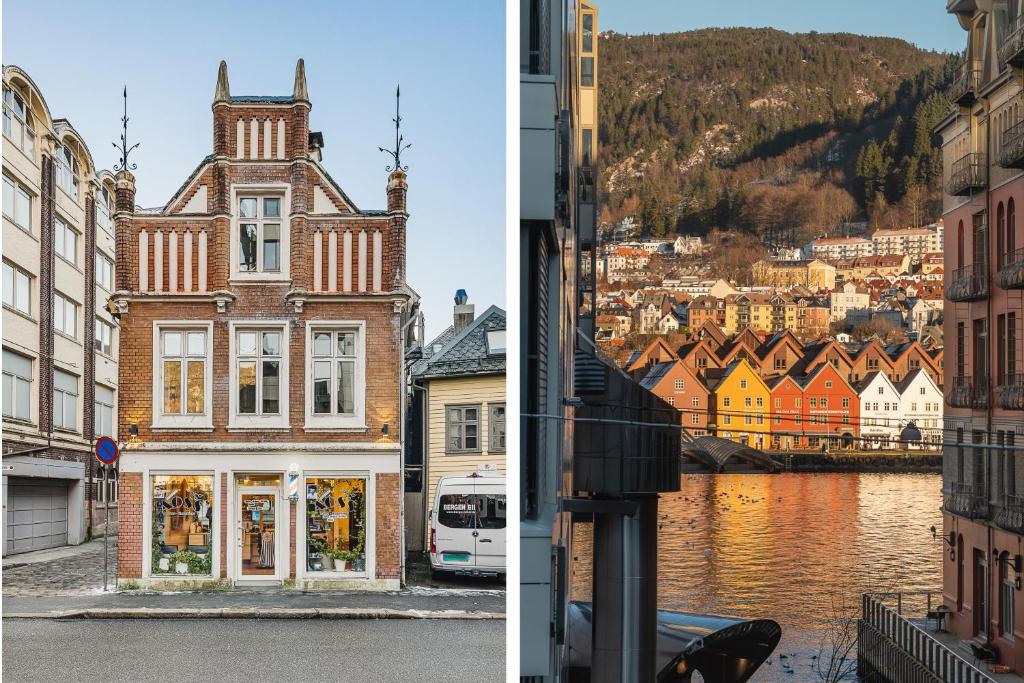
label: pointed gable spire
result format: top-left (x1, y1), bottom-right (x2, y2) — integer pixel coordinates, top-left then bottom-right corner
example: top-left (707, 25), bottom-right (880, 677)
top-left (214, 60), bottom-right (230, 103)
top-left (293, 58), bottom-right (308, 101)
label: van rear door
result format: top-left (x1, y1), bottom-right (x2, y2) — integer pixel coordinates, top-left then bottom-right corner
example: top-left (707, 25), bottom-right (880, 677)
top-left (473, 482), bottom-right (506, 570)
top-left (435, 483), bottom-right (477, 565)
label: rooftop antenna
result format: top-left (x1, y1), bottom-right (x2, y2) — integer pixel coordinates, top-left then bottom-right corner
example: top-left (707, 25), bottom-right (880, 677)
top-left (378, 85), bottom-right (411, 172)
top-left (112, 86), bottom-right (140, 172)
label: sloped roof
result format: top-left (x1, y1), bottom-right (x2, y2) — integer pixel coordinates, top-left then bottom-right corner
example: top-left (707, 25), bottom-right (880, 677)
top-left (639, 361), bottom-right (677, 391)
top-left (411, 306), bottom-right (506, 379)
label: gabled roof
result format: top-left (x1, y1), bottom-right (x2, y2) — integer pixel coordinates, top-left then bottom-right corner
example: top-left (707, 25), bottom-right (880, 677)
top-left (639, 361), bottom-right (677, 391)
top-left (791, 338), bottom-right (852, 376)
top-left (411, 306), bottom-right (506, 379)
top-left (625, 336), bottom-right (678, 373)
top-left (855, 370), bottom-right (896, 394)
top-left (756, 330), bottom-right (803, 360)
top-left (895, 367), bottom-right (938, 394)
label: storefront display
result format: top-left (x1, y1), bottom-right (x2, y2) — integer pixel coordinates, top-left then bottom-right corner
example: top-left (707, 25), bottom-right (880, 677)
top-left (306, 477), bottom-right (366, 573)
top-left (151, 474), bottom-right (214, 575)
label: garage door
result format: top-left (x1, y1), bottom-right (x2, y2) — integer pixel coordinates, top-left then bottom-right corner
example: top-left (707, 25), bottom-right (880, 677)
top-left (6, 478), bottom-right (69, 555)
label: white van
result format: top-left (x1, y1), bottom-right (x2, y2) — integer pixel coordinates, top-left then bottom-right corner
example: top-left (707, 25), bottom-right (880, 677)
top-left (429, 471), bottom-right (506, 577)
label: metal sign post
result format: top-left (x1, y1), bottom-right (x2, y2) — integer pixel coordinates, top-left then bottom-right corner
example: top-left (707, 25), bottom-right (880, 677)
top-left (94, 437), bottom-right (120, 593)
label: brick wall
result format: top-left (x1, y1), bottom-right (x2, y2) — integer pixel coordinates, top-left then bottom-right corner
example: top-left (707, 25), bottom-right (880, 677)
top-left (117, 472), bottom-right (143, 578)
top-left (375, 472), bottom-right (401, 580)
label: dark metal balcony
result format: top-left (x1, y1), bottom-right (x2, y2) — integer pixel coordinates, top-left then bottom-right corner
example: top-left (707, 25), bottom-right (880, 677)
top-left (943, 482), bottom-right (989, 520)
top-left (1000, 119), bottom-right (1024, 168)
top-left (946, 262), bottom-right (988, 301)
top-left (947, 375), bottom-right (989, 409)
top-left (1000, 17), bottom-right (1024, 67)
top-left (997, 246), bottom-right (1024, 289)
top-left (997, 373), bottom-right (1024, 410)
top-left (996, 494), bottom-right (1024, 533)
top-left (946, 64), bottom-right (982, 107)
top-left (947, 153), bottom-right (987, 195)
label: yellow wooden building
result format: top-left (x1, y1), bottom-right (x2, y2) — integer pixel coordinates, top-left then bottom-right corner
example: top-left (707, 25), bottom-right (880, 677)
top-left (703, 358), bottom-right (771, 449)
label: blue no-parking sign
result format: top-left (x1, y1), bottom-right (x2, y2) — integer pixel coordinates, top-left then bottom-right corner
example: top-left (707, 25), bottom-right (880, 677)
top-left (95, 436), bottom-right (119, 466)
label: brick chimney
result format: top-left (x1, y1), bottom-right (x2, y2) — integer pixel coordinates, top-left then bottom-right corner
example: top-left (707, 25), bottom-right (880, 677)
top-left (114, 170), bottom-right (136, 292)
top-left (453, 289), bottom-right (474, 334)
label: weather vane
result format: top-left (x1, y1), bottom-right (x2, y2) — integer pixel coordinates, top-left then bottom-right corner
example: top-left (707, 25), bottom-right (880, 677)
top-left (112, 86), bottom-right (140, 173)
top-left (379, 85), bottom-right (411, 172)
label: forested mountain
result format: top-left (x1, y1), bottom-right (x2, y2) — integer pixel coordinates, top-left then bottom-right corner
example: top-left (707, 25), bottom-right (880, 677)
top-left (599, 28), bottom-right (958, 244)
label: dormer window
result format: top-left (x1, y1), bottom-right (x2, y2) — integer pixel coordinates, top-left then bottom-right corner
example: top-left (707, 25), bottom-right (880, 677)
top-left (55, 145), bottom-right (80, 197)
top-left (3, 87), bottom-right (34, 157)
top-left (230, 185), bottom-right (290, 281)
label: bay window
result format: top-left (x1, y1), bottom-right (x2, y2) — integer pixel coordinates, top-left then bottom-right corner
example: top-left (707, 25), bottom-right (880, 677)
top-left (305, 323), bottom-right (365, 429)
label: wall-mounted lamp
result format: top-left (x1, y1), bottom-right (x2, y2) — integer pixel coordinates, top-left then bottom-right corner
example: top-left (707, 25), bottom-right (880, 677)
top-left (931, 525), bottom-right (956, 561)
top-left (994, 550), bottom-right (1024, 590)
top-left (382, 423), bottom-right (390, 437)
top-left (129, 423), bottom-right (139, 443)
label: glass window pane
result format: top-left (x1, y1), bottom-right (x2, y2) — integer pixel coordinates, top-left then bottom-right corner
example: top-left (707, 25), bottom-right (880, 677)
top-left (65, 393), bottom-right (77, 429)
top-left (581, 57), bottom-right (595, 87)
top-left (151, 475), bottom-right (213, 574)
top-left (186, 360), bottom-right (204, 414)
top-left (262, 332), bottom-right (280, 355)
top-left (163, 360), bottom-right (181, 413)
top-left (163, 332), bottom-right (181, 357)
top-left (582, 13), bottom-right (594, 52)
top-left (2, 178), bottom-right (13, 219)
top-left (186, 332), bottom-right (205, 356)
top-left (239, 224), bottom-right (257, 271)
top-left (465, 408), bottom-right (477, 422)
top-left (2, 262), bottom-right (13, 306)
top-left (16, 189), bottom-right (29, 229)
top-left (438, 494), bottom-right (475, 529)
top-left (338, 332), bottom-right (355, 356)
top-left (238, 360), bottom-right (257, 413)
top-left (2, 374), bottom-right (12, 417)
top-left (239, 198), bottom-right (257, 218)
top-left (313, 332), bottom-right (332, 356)
top-left (338, 360), bottom-right (354, 414)
top-left (476, 495), bottom-right (506, 529)
top-left (238, 331), bottom-right (257, 356)
top-left (15, 377), bottom-right (30, 420)
top-left (263, 198), bottom-right (280, 218)
top-left (313, 360), bottom-right (331, 413)
top-left (263, 238), bottom-right (279, 272)
top-left (262, 360), bottom-right (279, 413)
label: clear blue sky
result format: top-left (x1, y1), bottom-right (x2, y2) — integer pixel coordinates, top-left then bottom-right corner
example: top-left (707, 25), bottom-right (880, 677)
top-left (3, 0), bottom-right (505, 339)
top-left (597, 0), bottom-right (964, 53)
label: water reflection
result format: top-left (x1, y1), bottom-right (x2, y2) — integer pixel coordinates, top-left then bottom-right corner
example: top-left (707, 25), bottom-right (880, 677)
top-left (570, 473), bottom-right (943, 681)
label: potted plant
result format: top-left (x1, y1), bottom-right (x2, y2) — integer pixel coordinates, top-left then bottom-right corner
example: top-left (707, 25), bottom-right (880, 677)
top-left (169, 550), bottom-right (193, 574)
top-left (158, 556), bottom-right (170, 572)
top-left (311, 537), bottom-right (333, 570)
top-left (334, 545), bottom-right (355, 571)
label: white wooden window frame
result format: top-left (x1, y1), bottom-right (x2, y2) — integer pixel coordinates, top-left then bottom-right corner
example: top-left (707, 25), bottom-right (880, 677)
top-left (151, 321), bottom-right (214, 430)
top-left (2, 259), bottom-right (32, 316)
top-left (228, 320), bottom-right (290, 430)
top-left (53, 291), bottom-right (77, 338)
top-left (95, 318), bottom-right (114, 356)
top-left (303, 321), bottom-right (366, 431)
top-left (298, 472), bottom-right (373, 580)
top-left (229, 184), bottom-right (290, 283)
top-left (3, 174), bottom-right (32, 233)
top-left (54, 216), bottom-right (79, 266)
top-left (95, 250), bottom-right (114, 291)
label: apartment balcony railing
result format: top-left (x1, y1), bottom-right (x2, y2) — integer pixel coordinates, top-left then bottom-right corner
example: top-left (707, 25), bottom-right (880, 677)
top-left (945, 262), bottom-right (988, 301)
top-left (996, 493), bottom-right (1024, 534)
top-left (947, 375), bottom-right (989, 409)
top-left (943, 481), bottom-right (990, 520)
top-left (997, 246), bottom-right (1024, 289)
top-left (997, 373), bottom-right (1024, 410)
top-left (1000, 16), bottom-right (1024, 68)
top-left (1000, 118), bottom-right (1024, 168)
top-left (947, 153), bottom-right (987, 195)
top-left (946, 63), bottom-right (982, 107)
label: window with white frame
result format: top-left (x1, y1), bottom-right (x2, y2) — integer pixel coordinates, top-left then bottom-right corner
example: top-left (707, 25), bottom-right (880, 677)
top-left (95, 318), bottom-right (113, 356)
top-left (55, 217), bottom-right (78, 265)
top-left (3, 175), bottom-right (31, 232)
top-left (310, 329), bottom-right (360, 418)
top-left (3, 260), bottom-right (31, 315)
top-left (446, 405), bottom-right (481, 453)
top-left (95, 384), bottom-right (114, 438)
top-left (236, 329), bottom-right (282, 415)
top-left (489, 403), bottom-right (506, 452)
top-left (160, 329), bottom-right (207, 416)
top-left (55, 144), bottom-right (80, 197)
top-left (97, 467), bottom-right (118, 504)
top-left (2, 349), bottom-right (32, 421)
top-left (3, 87), bottom-right (35, 157)
top-left (691, 396), bottom-right (699, 407)
top-left (53, 369), bottom-right (78, 431)
top-left (666, 397), bottom-right (675, 406)
top-left (674, 379), bottom-right (684, 391)
top-left (96, 187), bottom-right (113, 234)
top-left (96, 251), bottom-right (113, 290)
top-left (237, 196), bottom-right (282, 273)
top-left (53, 292), bottom-right (77, 337)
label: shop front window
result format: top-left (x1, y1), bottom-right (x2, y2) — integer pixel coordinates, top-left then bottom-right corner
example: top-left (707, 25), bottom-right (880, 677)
top-left (305, 477), bottom-right (366, 574)
top-left (151, 475), bottom-right (213, 575)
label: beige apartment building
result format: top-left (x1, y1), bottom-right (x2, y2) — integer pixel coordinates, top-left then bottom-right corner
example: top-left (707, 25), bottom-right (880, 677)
top-left (751, 258), bottom-right (836, 291)
top-left (871, 225), bottom-right (943, 264)
top-left (2, 65), bottom-right (120, 556)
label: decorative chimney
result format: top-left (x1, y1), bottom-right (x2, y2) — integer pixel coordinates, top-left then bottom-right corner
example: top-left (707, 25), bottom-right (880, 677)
top-left (293, 58), bottom-right (309, 102)
top-left (453, 289), bottom-right (474, 334)
top-left (214, 60), bottom-right (230, 103)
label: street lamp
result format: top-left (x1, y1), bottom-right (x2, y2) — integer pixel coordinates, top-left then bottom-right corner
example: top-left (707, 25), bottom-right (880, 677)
top-left (931, 525), bottom-right (956, 561)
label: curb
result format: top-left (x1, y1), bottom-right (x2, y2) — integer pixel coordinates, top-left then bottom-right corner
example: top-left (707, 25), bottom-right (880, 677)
top-left (3, 607), bottom-right (505, 620)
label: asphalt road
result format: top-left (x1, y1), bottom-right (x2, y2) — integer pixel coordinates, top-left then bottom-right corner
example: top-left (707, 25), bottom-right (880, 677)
top-left (2, 618), bottom-right (505, 682)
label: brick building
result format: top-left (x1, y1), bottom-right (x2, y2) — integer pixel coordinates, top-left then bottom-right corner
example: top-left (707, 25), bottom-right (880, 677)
top-left (113, 60), bottom-right (417, 589)
top-left (2, 65), bottom-right (120, 556)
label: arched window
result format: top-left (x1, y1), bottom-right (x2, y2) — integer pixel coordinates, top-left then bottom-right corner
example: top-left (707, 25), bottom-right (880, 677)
top-left (998, 202), bottom-right (1006, 268)
top-left (1009, 198), bottom-right (1017, 264)
top-left (958, 220), bottom-right (965, 268)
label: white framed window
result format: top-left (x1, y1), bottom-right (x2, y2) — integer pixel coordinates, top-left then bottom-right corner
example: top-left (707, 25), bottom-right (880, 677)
top-left (691, 396), bottom-right (699, 407)
top-left (674, 379), bottom-right (684, 391)
top-left (97, 467), bottom-right (118, 504)
top-left (152, 322), bottom-right (213, 430)
top-left (666, 397), bottom-right (675, 406)
top-left (96, 187), bottom-right (113, 234)
top-left (229, 321), bottom-right (289, 429)
top-left (53, 292), bottom-right (77, 337)
top-left (3, 87), bottom-right (35, 157)
top-left (304, 321), bottom-right (365, 430)
top-left (740, 379), bottom-right (748, 389)
top-left (96, 251), bottom-right (114, 290)
top-left (95, 384), bottom-right (115, 438)
top-left (2, 349), bottom-right (32, 421)
top-left (691, 412), bottom-right (699, 424)
top-left (95, 318), bottom-right (113, 356)
top-left (744, 397), bottom-right (752, 408)
top-left (230, 185), bottom-right (290, 281)
top-left (53, 369), bottom-right (78, 431)
top-left (55, 144), bottom-right (80, 198)
top-left (723, 397), bottom-right (731, 408)
top-left (3, 175), bottom-right (31, 232)
top-left (55, 217), bottom-right (78, 266)
top-left (3, 260), bottom-right (32, 315)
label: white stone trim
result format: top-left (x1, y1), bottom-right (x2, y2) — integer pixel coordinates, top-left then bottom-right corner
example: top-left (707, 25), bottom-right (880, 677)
top-left (358, 230), bottom-right (367, 292)
top-left (276, 118), bottom-right (285, 159)
top-left (313, 230), bottom-right (323, 292)
top-left (328, 229), bottom-right (338, 292)
top-left (262, 119), bottom-right (271, 160)
top-left (343, 230), bottom-right (352, 292)
top-left (236, 118), bottom-right (245, 158)
top-left (138, 229), bottom-right (149, 291)
top-left (372, 230), bottom-right (382, 292)
top-left (183, 230), bottom-right (193, 292)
